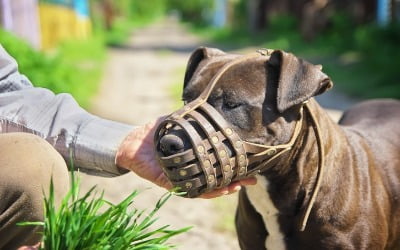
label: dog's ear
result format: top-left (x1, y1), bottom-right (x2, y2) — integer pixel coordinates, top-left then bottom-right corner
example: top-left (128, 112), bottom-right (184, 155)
top-left (183, 47), bottom-right (225, 89)
top-left (269, 50), bottom-right (333, 113)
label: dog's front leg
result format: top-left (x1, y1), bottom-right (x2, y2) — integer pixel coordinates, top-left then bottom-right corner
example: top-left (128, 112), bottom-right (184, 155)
top-left (235, 188), bottom-right (268, 250)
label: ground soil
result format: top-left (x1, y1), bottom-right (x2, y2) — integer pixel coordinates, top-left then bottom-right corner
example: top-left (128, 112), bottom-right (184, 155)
top-left (79, 17), bottom-right (359, 250)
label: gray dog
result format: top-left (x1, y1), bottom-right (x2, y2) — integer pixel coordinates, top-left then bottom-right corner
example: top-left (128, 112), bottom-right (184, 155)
top-left (159, 47), bottom-right (400, 249)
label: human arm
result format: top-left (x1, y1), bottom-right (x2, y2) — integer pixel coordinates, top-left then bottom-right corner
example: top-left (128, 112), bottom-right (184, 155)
top-left (0, 44), bottom-right (132, 176)
top-left (0, 44), bottom-right (256, 195)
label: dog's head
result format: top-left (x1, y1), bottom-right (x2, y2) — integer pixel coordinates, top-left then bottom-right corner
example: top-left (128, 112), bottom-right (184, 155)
top-left (155, 47), bottom-right (332, 197)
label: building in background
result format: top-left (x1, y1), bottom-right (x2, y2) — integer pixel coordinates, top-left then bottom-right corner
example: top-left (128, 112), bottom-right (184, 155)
top-left (0, 0), bottom-right (91, 50)
top-left (73, 0), bottom-right (91, 38)
top-left (0, 0), bottom-right (41, 49)
top-left (39, 0), bottom-right (91, 49)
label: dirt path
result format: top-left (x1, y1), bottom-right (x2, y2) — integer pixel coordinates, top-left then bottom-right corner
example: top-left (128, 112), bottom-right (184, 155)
top-left (79, 17), bottom-right (359, 250)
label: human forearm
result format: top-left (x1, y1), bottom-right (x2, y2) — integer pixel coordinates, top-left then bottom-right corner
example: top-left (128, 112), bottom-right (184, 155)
top-left (0, 87), bottom-right (134, 176)
top-left (0, 44), bottom-right (134, 176)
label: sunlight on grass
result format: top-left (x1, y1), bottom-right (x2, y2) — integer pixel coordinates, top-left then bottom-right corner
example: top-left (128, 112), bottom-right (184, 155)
top-left (18, 171), bottom-right (190, 250)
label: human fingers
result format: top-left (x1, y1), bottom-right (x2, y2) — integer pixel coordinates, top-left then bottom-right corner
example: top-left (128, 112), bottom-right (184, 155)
top-left (197, 177), bottom-right (257, 199)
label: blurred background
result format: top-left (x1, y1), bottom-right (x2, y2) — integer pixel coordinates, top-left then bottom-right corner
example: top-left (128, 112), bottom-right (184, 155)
top-left (1, 1), bottom-right (399, 249)
top-left (0, 0), bottom-right (399, 106)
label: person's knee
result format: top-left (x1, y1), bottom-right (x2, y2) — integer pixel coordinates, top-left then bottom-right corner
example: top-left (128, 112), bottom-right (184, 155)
top-left (0, 133), bottom-right (70, 219)
top-left (0, 133), bottom-right (70, 247)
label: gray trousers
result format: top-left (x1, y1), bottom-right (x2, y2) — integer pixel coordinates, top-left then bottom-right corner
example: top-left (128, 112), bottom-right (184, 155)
top-left (0, 133), bottom-right (69, 249)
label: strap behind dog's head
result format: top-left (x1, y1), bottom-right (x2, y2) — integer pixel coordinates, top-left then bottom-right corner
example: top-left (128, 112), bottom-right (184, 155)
top-left (155, 49), bottom-right (326, 232)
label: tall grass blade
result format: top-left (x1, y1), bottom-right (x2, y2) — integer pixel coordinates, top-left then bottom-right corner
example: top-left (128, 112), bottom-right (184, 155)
top-left (19, 162), bottom-right (190, 249)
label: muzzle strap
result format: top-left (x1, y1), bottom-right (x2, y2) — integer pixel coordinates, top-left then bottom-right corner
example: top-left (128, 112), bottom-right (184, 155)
top-left (199, 102), bottom-right (248, 179)
top-left (186, 110), bottom-right (234, 187)
top-left (241, 106), bottom-right (304, 174)
top-left (165, 117), bottom-right (217, 191)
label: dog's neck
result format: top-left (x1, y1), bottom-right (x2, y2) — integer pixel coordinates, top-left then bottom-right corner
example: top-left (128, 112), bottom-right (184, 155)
top-left (257, 99), bottom-right (349, 228)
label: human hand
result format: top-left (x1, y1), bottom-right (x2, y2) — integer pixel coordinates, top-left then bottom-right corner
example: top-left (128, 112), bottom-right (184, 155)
top-left (198, 177), bottom-right (257, 198)
top-left (116, 117), bottom-right (172, 189)
top-left (116, 117), bottom-right (257, 198)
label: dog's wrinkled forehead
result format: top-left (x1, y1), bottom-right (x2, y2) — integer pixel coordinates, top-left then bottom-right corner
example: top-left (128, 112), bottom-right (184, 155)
top-left (182, 53), bottom-right (267, 103)
top-left (182, 47), bottom-right (333, 113)
top-left (182, 54), bottom-right (239, 101)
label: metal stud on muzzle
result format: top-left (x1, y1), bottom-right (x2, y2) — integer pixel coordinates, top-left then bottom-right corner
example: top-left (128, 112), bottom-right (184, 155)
top-left (155, 101), bottom-right (249, 197)
top-left (154, 50), bottom-right (303, 197)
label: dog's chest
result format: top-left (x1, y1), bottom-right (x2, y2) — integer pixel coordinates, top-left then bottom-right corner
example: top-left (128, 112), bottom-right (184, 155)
top-left (246, 175), bottom-right (286, 250)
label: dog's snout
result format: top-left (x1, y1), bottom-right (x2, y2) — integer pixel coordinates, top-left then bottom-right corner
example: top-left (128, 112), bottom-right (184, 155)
top-left (159, 134), bottom-right (185, 156)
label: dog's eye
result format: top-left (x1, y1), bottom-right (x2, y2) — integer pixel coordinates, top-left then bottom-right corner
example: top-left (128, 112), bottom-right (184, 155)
top-left (223, 101), bottom-right (243, 110)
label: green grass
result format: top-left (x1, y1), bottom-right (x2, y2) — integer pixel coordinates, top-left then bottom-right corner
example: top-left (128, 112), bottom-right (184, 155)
top-left (18, 171), bottom-right (190, 250)
top-left (0, 29), bottom-right (106, 108)
top-left (0, 14), bottom-right (164, 109)
top-left (55, 37), bottom-right (107, 108)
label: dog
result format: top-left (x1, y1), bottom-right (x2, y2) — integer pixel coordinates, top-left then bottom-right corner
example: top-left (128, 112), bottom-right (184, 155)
top-left (158, 47), bottom-right (400, 249)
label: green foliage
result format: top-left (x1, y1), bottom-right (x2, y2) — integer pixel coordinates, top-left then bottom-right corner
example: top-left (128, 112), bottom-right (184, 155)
top-left (111, 0), bottom-right (215, 26)
top-left (101, 17), bottom-right (136, 46)
top-left (91, 0), bottom-right (216, 45)
top-left (319, 12), bottom-right (357, 51)
top-left (266, 14), bottom-right (400, 99)
top-left (263, 15), bottom-right (303, 52)
top-left (109, 0), bottom-right (217, 26)
top-left (128, 0), bottom-right (167, 20)
top-left (318, 19), bottom-right (400, 99)
top-left (90, 0), bottom-right (167, 46)
top-left (354, 24), bottom-right (400, 83)
top-left (167, 0), bottom-right (214, 25)
top-left (190, 12), bottom-right (400, 100)
top-left (267, 14), bottom-right (298, 34)
top-left (0, 29), bottom-right (105, 107)
top-left (230, 0), bottom-right (247, 29)
top-left (18, 172), bottom-right (190, 250)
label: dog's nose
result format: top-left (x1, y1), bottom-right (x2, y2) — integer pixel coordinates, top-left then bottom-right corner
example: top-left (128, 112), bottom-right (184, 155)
top-left (159, 134), bottom-right (185, 156)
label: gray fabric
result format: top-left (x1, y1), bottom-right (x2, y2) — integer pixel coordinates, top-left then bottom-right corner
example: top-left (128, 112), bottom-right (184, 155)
top-left (0, 44), bottom-right (134, 176)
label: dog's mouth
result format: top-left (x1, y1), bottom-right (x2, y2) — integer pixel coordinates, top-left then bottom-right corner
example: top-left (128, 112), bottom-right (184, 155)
top-left (158, 123), bottom-right (235, 158)
top-left (154, 50), bottom-right (304, 198)
top-left (154, 99), bottom-right (302, 198)
top-left (154, 101), bottom-right (249, 198)
top-left (156, 130), bottom-right (265, 197)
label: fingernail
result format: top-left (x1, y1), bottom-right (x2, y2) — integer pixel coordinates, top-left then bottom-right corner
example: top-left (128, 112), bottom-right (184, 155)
top-left (234, 186), bottom-right (241, 192)
top-left (222, 190), bottom-right (229, 195)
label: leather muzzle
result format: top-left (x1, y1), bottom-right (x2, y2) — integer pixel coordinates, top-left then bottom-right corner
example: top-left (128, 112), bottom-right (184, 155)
top-left (154, 50), bottom-right (303, 197)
